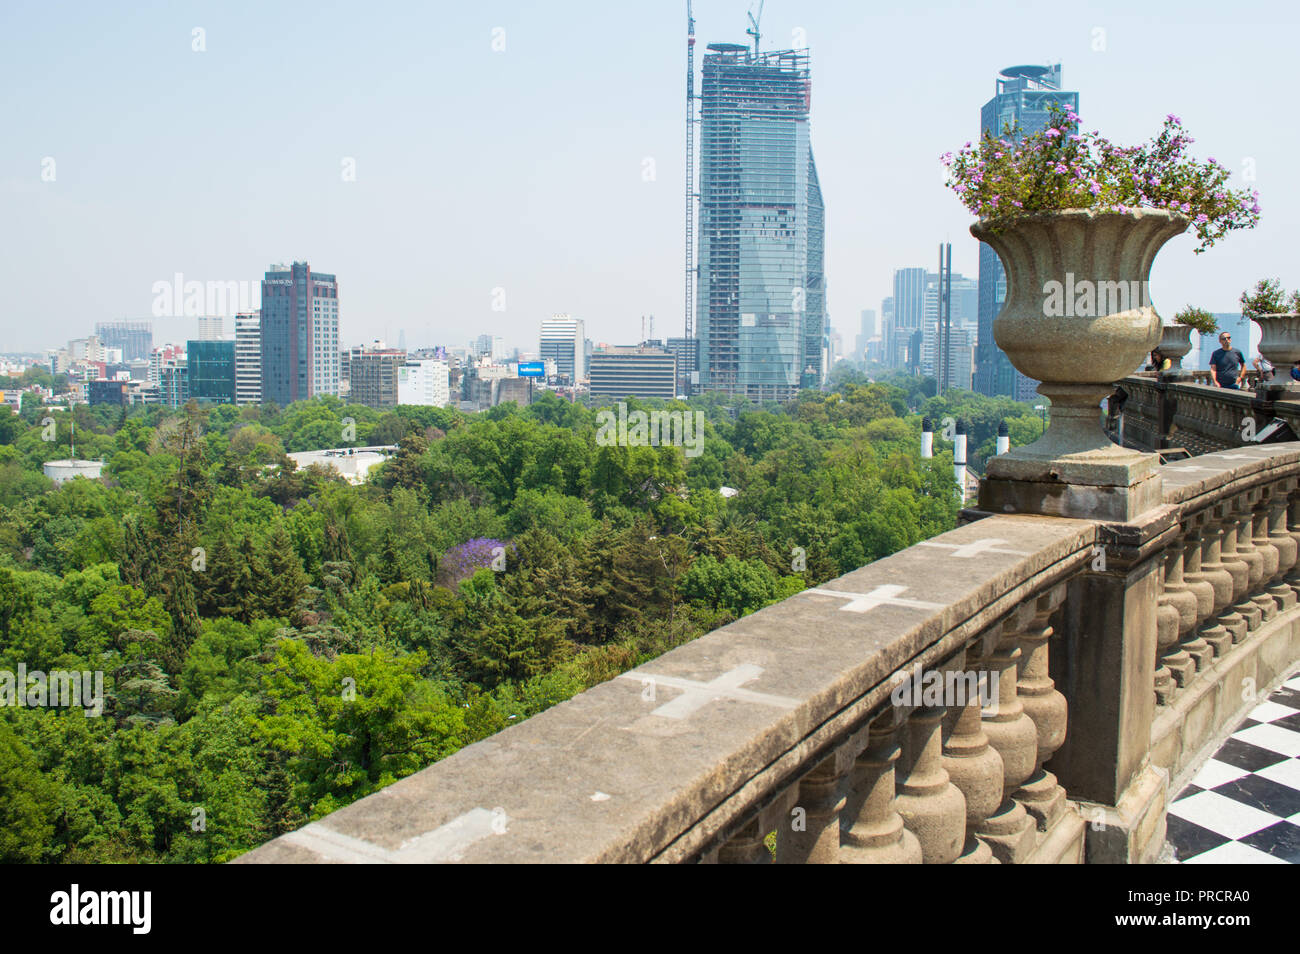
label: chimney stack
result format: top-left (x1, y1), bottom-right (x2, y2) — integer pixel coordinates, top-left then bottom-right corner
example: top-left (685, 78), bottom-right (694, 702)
top-left (921, 417), bottom-right (933, 459)
top-left (996, 420), bottom-right (1010, 456)
top-left (953, 419), bottom-right (967, 500)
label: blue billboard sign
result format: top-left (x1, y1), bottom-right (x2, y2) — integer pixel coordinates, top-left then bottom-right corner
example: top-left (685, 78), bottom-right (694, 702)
top-left (517, 362), bottom-right (545, 378)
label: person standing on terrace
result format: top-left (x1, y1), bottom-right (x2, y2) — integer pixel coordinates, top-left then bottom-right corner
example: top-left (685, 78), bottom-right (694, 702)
top-left (1209, 332), bottom-right (1246, 389)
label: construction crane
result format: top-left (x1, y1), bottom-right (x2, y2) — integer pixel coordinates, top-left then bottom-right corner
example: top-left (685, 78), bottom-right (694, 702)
top-left (746, 0), bottom-right (765, 56)
top-left (684, 1), bottom-right (696, 341)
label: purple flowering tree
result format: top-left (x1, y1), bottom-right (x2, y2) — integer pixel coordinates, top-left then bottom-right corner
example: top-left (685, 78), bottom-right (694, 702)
top-left (943, 105), bottom-right (1260, 253)
top-left (438, 537), bottom-right (512, 587)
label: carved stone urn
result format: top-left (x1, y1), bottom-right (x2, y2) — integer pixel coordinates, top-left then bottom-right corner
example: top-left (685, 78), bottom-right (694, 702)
top-left (971, 208), bottom-right (1189, 520)
top-left (1156, 323), bottom-right (1194, 370)
top-left (1251, 314), bottom-right (1300, 388)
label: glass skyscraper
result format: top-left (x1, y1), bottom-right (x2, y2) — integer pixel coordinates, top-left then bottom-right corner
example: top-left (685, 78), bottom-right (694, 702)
top-left (975, 65), bottom-right (1078, 399)
top-left (696, 44), bottom-right (825, 401)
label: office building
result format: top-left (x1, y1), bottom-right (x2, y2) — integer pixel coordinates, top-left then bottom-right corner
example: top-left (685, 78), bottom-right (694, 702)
top-left (235, 312), bottom-right (262, 406)
top-left (160, 359), bottom-right (188, 408)
top-left (975, 65), bottom-right (1079, 398)
top-left (260, 262), bottom-right (340, 406)
top-left (589, 346), bottom-right (677, 400)
top-left (887, 268), bottom-right (929, 370)
top-left (95, 321), bottom-right (153, 361)
top-left (197, 316), bottom-right (224, 341)
top-left (397, 359), bottom-right (450, 408)
top-left (666, 336), bottom-right (699, 396)
top-left (88, 380), bottom-right (128, 406)
top-left (347, 342), bottom-right (406, 409)
top-left (922, 274), bottom-right (978, 379)
top-left (540, 315), bottom-right (585, 384)
top-left (187, 339), bottom-right (237, 405)
top-left (695, 43), bottom-right (824, 400)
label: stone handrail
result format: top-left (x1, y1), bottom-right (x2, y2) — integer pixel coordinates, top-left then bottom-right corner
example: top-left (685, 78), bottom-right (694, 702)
top-left (1112, 373), bottom-right (1300, 454)
top-left (236, 445), bottom-right (1300, 865)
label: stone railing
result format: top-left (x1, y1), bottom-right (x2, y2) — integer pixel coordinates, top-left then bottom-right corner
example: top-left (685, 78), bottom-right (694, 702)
top-left (237, 443), bottom-right (1300, 865)
top-left (1112, 372), bottom-right (1300, 454)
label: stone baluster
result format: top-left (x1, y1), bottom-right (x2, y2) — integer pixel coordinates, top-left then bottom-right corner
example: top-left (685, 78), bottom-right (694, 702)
top-left (717, 816), bottom-right (772, 864)
top-left (1013, 587), bottom-right (1070, 830)
top-left (1229, 490), bottom-right (1265, 631)
top-left (974, 611), bottom-right (1037, 863)
top-left (1285, 488), bottom-right (1300, 600)
top-left (1156, 533), bottom-right (1199, 695)
top-left (940, 648), bottom-right (1000, 864)
top-left (1249, 487), bottom-right (1280, 622)
top-left (894, 704), bottom-right (966, 864)
top-left (1266, 479), bottom-right (1297, 611)
top-left (841, 713), bottom-right (922, 864)
top-left (1177, 519), bottom-right (1218, 672)
top-left (1201, 502), bottom-right (1246, 651)
top-left (775, 750), bottom-right (851, 864)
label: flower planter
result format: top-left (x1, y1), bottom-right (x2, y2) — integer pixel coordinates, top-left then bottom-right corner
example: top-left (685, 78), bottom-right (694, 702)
top-left (972, 208), bottom-right (1188, 520)
top-left (1250, 314), bottom-right (1300, 382)
top-left (1156, 324), bottom-right (1194, 369)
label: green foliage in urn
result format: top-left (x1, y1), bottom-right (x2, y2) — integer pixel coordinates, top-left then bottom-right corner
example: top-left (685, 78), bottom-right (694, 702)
top-left (1240, 279), bottom-right (1300, 318)
top-left (1173, 307), bottom-right (1217, 335)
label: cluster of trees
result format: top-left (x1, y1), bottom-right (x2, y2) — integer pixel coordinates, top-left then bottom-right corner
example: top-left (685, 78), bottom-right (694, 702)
top-left (0, 374), bottom-right (1039, 862)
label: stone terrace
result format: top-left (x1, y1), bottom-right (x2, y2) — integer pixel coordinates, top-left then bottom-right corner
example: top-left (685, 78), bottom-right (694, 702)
top-left (239, 440), bottom-right (1300, 864)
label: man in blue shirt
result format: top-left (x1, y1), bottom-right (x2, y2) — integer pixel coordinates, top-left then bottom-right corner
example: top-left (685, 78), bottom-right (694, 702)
top-left (1209, 332), bottom-right (1246, 389)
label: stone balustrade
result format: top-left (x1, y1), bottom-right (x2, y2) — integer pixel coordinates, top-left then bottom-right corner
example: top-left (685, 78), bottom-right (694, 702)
top-left (1112, 372), bottom-right (1297, 455)
top-left (236, 445), bottom-right (1300, 865)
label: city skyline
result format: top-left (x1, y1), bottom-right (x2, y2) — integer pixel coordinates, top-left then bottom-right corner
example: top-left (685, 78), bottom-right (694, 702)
top-left (2, 1), bottom-right (1296, 358)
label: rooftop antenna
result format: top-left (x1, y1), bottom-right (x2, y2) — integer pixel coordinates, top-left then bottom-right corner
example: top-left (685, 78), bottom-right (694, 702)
top-left (746, 0), bottom-right (765, 56)
top-left (684, 0), bottom-right (696, 342)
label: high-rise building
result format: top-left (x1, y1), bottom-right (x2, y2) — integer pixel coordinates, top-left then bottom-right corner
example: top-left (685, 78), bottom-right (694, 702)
top-left (235, 312), bottom-right (262, 406)
top-left (187, 339), bottom-right (237, 405)
top-left (397, 359), bottom-right (450, 408)
top-left (922, 274), bottom-right (978, 379)
top-left (695, 44), bottom-right (824, 400)
top-left (888, 268), bottom-right (929, 370)
top-left (855, 309), bottom-right (878, 364)
top-left (879, 298), bottom-right (895, 367)
top-left (260, 262), bottom-right (340, 406)
top-left (95, 321), bottom-right (153, 361)
top-left (196, 316), bottom-right (224, 341)
top-left (666, 336), bottom-right (699, 396)
top-left (540, 315), bottom-right (585, 384)
top-left (975, 65), bottom-right (1079, 398)
top-left (474, 334), bottom-right (507, 362)
top-left (347, 342), bottom-right (406, 409)
top-left (589, 345), bottom-right (677, 400)
top-left (160, 359), bottom-right (188, 408)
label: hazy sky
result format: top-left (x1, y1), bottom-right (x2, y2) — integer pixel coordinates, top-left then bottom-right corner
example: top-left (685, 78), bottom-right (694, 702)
top-left (2, 0), bottom-right (1296, 355)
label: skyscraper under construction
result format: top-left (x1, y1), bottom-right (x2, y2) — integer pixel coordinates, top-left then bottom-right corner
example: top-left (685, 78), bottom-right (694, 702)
top-left (694, 43), bottom-right (824, 401)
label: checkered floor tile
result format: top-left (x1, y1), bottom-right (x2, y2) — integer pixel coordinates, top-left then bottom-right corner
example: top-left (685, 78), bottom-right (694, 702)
top-left (1166, 672), bottom-right (1300, 864)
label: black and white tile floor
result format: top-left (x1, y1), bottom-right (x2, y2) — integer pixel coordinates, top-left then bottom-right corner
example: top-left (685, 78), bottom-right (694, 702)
top-left (1166, 671), bottom-right (1300, 863)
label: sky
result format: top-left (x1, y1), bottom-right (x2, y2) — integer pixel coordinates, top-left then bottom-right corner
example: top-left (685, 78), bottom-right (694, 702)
top-left (2, 0), bottom-right (1297, 356)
